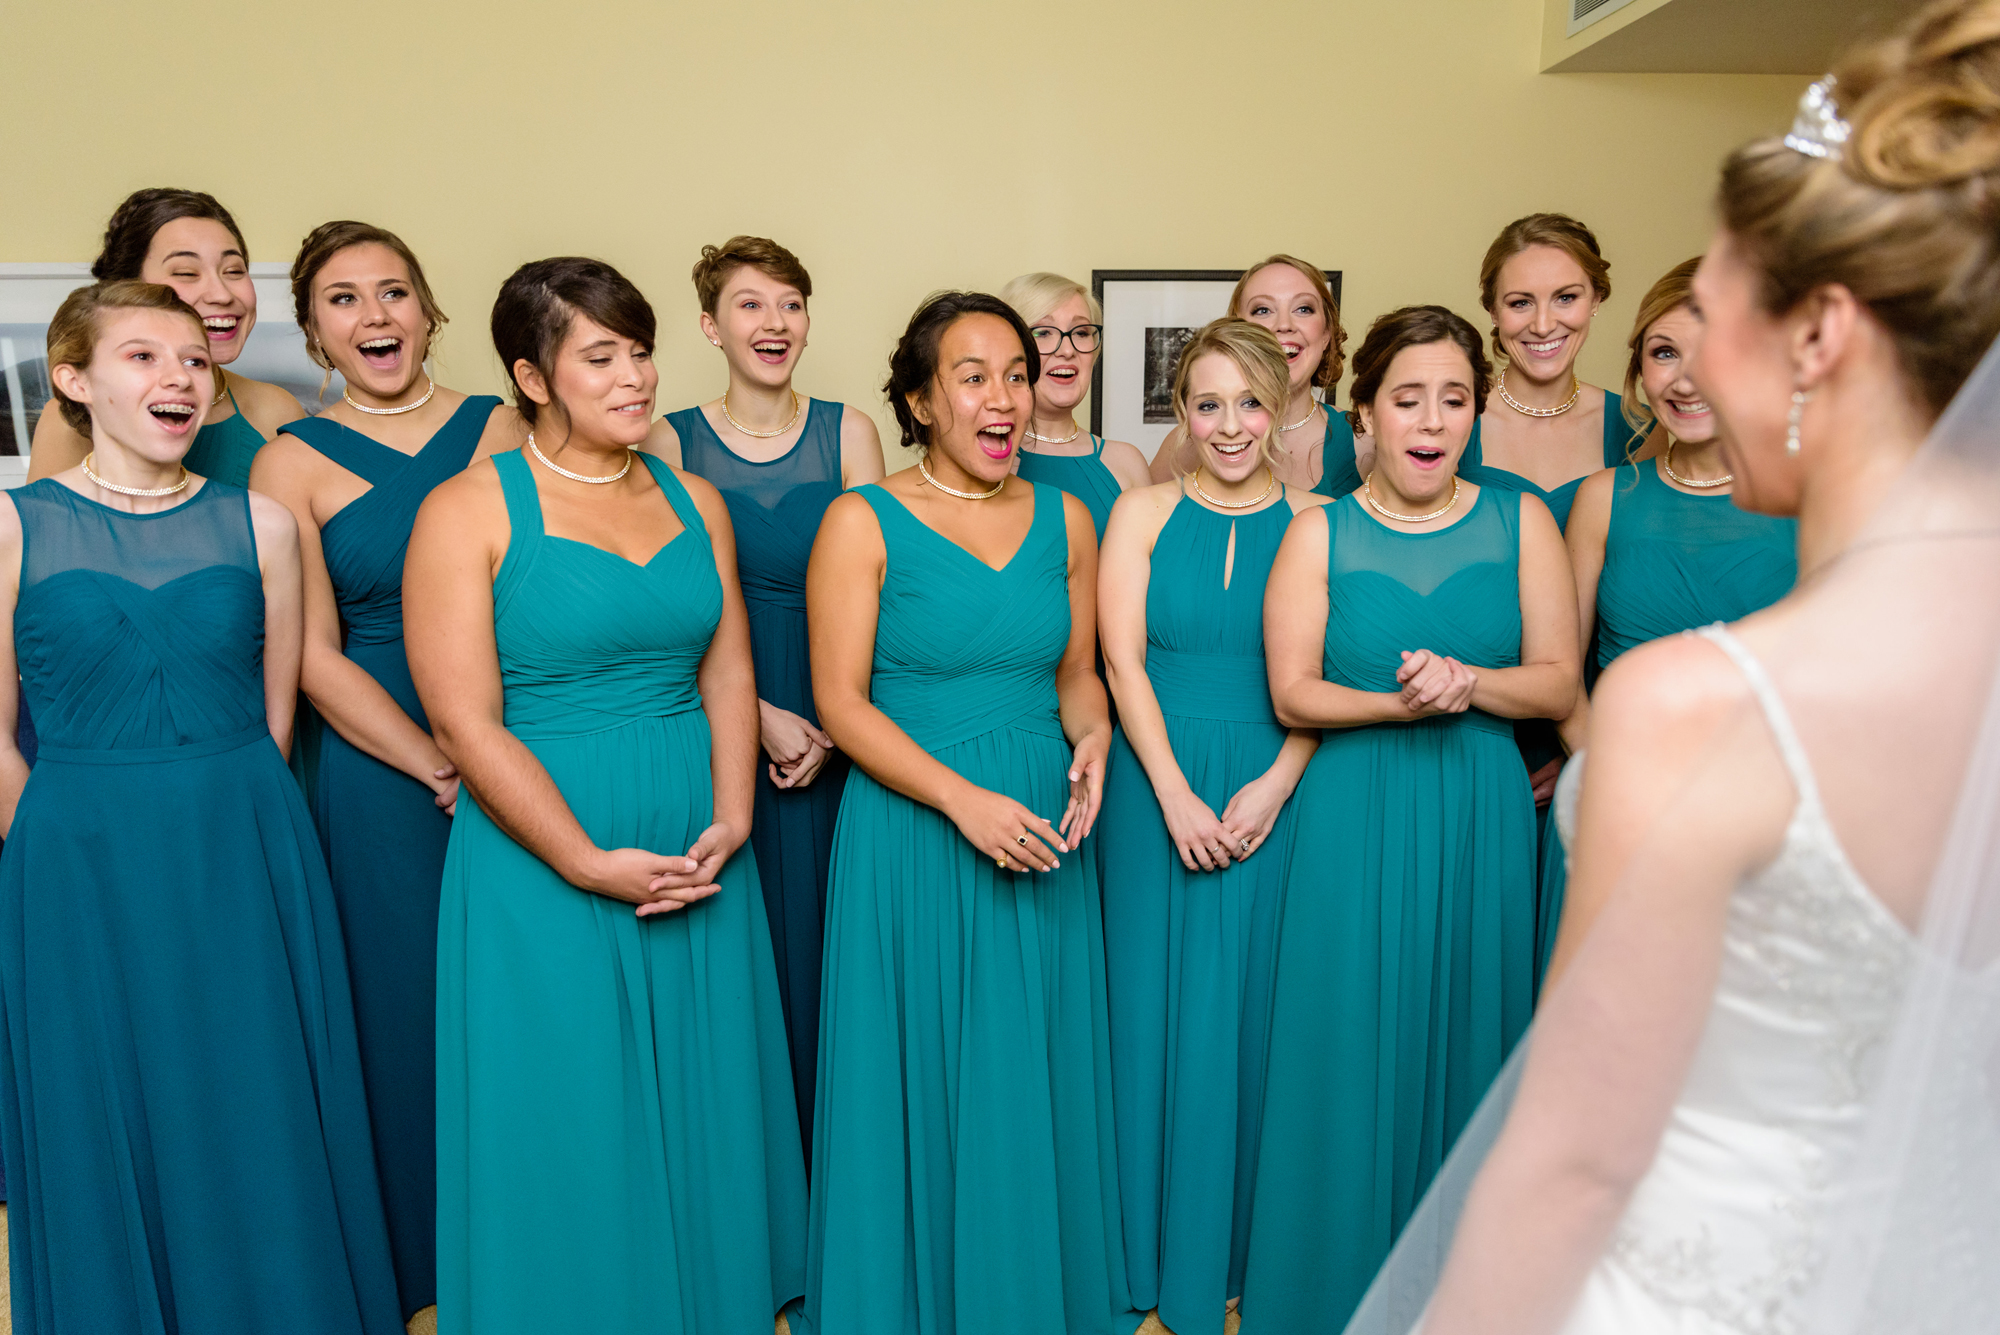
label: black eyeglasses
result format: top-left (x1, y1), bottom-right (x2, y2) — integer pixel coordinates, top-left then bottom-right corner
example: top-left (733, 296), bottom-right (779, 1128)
top-left (1029, 324), bottom-right (1103, 355)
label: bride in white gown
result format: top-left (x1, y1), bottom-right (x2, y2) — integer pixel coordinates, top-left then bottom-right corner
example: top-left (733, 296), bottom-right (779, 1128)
top-left (1357, 3), bottom-right (2000, 1332)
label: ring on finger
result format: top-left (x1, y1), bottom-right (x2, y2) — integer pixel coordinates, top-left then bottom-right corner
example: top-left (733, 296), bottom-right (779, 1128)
top-left (1239, 838), bottom-right (1252, 852)
top-left (995, 853), bottom-right (1008, 869)
top-left (1016, 834), bottom-right (1029, 846)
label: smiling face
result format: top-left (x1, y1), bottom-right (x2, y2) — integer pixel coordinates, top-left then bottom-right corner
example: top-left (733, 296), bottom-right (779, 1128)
top-left (139, 216), bottom-right (257, 368)
top-left (1688, 230), bottom-right (1804, 513)
top-left (310, 242), bottom-right (431, 401)
top-left (519, 312), bottom-right (659, 450)
top-left (1237, 263), bottom-right (1331, 396)
top-left (1029, 291), bottom-right (1097, 415)
top-left (1491, 244), bottom-right (1599, 387)
top-left (52, 306), bottom-right (214, 464)
top-left (1182, 352), bottom-right (1275, 485)
top-left (701, 264), bottom-right (808, 391)
top-left (1357, 340), bottom-right (1478, 502)
top-left (911, 312), bottom-right (1033, 487)
top-left (1638, 305), bottom-right (1715, 444)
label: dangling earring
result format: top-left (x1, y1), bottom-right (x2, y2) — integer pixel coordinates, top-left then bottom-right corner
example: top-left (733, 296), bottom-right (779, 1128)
top-left (1786, 389), bottom-right (1809, 456)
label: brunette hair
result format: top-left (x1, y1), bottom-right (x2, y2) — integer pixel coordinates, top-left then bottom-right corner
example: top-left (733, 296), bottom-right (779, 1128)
top-left (1345, 305), bottom-right (1493, 433)
top-left (1622, 257), bottom-right (1703, 435)
top-left (1230, 254), bottom-right (1348, 391)
top-left (883, 291), bottom-right (1040, 452)
top-left (291, 220), bottom-right (448, 372)
top-left (1477, 214), bottom-right (1614, 354)
top-left (999, 271), bottom-right (1103, 328)
top-left (46, 281), bottom-right (212, 433)
top-left (1170, 319), bottom-right (1294, 468)
top-left (1717, 0), bottom-right (2000, 417)
top-left (691, 236), bottom-right (813, 317)
top-left (90, 188), bottom-right (249, 281)
top-left (490, 257), bottom-right (657, 427)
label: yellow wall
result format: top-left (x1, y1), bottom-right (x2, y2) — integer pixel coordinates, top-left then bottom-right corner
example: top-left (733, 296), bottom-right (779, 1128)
top-left (1, 0), bottom-right (1802, 459)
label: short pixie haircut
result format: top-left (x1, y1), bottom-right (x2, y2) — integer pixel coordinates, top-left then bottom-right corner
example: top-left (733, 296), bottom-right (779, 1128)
top-left (690, 236), bottom-right (813, 317)
top-left (491, 257), bottom-right (656, 428)
top-left (47, 280), bottom-right (212, 433)
top-left (883, 291), bottom-right (1040, 452)
top-left (1345, 305), bottom-right (1493, 433)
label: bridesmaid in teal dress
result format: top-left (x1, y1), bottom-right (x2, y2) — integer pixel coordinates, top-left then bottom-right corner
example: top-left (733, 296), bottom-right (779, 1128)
top-left (793, 293), bottom-right (1135, 1335)
top-left (0, 282), bottom-right (399, 1333)
top-left (1539, 260), bottom-right (1798, 987)
top-left (29, 188), bottom-right (306, 487)
top-left (651, 235), bottom-right (884, 1164)
top-left (1097, 319), bottom-right (1326, 1335)
top-left (410, 259), bottom-right (804, 1334)
top-left (251, 221), bottom-right (517, 1322)
top-left (999, 272), bottom-right (1150, 539)
top-left (1242, 306), bottom-right (1580, 1333)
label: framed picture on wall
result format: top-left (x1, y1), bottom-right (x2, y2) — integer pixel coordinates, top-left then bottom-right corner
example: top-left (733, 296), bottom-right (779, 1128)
top-left (0, 263), bottom-right (344, 488)
top-left (1090, 267), bottom-right (1342, 461)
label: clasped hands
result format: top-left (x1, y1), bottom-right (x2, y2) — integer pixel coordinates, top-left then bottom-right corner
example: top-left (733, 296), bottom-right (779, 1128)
top-left (1395, 648), bottom-right (1476, 717)
top-left (582, 821), bottom-right (745, 917)
top-left (761, 700), bottom-right (834, 789)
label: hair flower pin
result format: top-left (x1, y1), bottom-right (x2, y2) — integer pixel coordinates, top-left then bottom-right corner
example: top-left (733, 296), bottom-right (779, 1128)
top-left (1785, 75), bottom-right (1853, 160)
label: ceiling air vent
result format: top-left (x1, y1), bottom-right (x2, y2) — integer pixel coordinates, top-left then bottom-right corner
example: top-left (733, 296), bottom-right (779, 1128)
top-left (1567, 0), bottom-right (1642, 37)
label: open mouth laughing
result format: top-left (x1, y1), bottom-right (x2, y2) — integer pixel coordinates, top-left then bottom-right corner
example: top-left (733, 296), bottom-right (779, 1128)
top-left (147, 399), bottom-right (199, 435)
top-left (752, 339), bottom-right (790, 366)
top-left (978, 422), bottom-right (1015, 460)
top-left (203, 315), bottom-right (241, 344)
top-left (358, 337), bottom-right (403, 371)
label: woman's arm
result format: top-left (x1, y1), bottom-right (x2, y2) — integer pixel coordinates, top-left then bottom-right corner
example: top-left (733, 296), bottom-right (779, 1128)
top-left (405, 469), bottom-right (709, 911)
top-left (1098, 486), bottom-right (1234, 869)
top-left (1147, 428), bottom-right (1185, 484)
top-left (840, 405), bottom-right (887, 487)
top-left (1264, 508), bottom-right (1422, 729)
top-left (1053, 492), bottom-right (1113, 844)
top-left (0, 498), bottom-right (29, 837)
top-left (250, 438), bottom-right (456, 795)
top-left (1421, 637), bottom-right (1793, 1334)
top-left (1101, 439), bottom-right (1152, 492)
top-left (807, 490), bottom-right (1069, 871)
top-left (247, 492), bottom-right (304, 758)
top-left (1465, 493), bottom-right (1582, 721)
top-left (1557, 471), bottom-right (1615, 753)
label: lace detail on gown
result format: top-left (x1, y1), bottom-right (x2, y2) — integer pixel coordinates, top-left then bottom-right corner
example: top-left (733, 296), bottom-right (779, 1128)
top-left (1555, 626), bottom-right (1916, 1335)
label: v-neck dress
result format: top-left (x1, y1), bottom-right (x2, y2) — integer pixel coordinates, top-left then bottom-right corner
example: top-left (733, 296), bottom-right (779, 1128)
top-left (791, 482), bottom-right (1139, 1335)
top-left (436, 449), bottom-right (806, 1334)
top-left (287, 394), bottom-right (496, 1318)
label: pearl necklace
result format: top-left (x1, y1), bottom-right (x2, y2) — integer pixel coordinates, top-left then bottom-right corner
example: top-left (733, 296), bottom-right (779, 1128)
top-left (722, 389), bottom-right (801, 439)
top-left (1661, 438), bottom-right (1733, 489)
top-left (917, 455), bottom-right (1005, 500)
top-left (1496, 368), bottom-right (1580, 419)
top-left (1278, 402), bottom-right (1318, 432)
top-left (83, 452), bottom-right (189, 497)
top-left (1189, 466), bottom-right (1276, 510)
top-left (1363, 473), bottom-right (1460, 523)
top-left (527, 432), bottom-right (632, 484)
top-left (345, 375), bottom-right (436, 416)
top-left (1025, 425), bottom-right (1082, 445)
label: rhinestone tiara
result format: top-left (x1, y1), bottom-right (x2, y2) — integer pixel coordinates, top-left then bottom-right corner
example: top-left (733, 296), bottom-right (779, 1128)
top-left (1784, 75), bottom-right (1853, 160)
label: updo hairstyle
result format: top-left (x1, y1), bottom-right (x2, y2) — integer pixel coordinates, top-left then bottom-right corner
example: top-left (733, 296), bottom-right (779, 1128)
top-left (1718, 0), bottom-right (2000, 416)
top-left (291, 220), bottom-right (448, 373)
top-left (1169, 318), bottom-right (1294, 468)
top-left (46, 281), bottom-right (212, 432)
top-left (1345, 305), bottom-right (1493, 433)
top-left (882, 291), bottom-right (1040, 453)
top-left (999, 272), bottom-right (1103, 329)
top-left (490, 257), bottom-right (656, 428)
top-left (91, 188), bottom-right (249, 281)
top-left (1230, 254), bottom-right (1348, 392)
top-left (1477, 213), bottom-right (1612, 360)
top-left (1621, 257), bottom-right (1703, 436)
top-left (691, 235), bottom-right (813, 316)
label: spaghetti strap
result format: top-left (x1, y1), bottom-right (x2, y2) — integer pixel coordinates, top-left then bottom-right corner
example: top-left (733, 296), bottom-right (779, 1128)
top-left (1693, 623), bottom-right (1823, 807)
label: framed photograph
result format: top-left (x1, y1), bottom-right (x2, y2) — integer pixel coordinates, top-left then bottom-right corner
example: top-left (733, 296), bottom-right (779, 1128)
top-left (1091, 267), bottom-right (1341, 461)
top-left (0, 263), bottom-right (345, 488)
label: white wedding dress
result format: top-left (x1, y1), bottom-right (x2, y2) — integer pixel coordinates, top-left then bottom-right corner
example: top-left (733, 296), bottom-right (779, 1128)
top-left (1550, 626), bottom-right (1916, 1335)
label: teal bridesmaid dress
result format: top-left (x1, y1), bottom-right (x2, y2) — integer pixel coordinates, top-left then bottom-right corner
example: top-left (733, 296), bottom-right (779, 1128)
top-left (1530, 460), bottom-right (1798, 982)
top-left (667, 399), bottom-right (848, 1167)
top-left (1099, 490), bottom-right (1297, 1335)
top-left (792, 482), bottom-right (1139, 1335)
top-left (289, 394), bottom-right (497, 1318)
top-left (1311, 407), bottom-right (1363, 498)
top-left (182, 382), bottom-right (269, 487)
top-left (1017, 434), bottom-right (1123, 539)
top-left (436, 450), bottom-right (806, 1333)
top-left (0, 479), bottom-right (401, 1334)
top-left (1458, 390), bottom-right (1640, 530)
top-left (1241, 488), bottom-right (1537, 1334)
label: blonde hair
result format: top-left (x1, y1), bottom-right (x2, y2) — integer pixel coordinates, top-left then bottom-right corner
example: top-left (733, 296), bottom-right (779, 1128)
top-left (1719, 0), bottom-right (2000, 417)
top-left (1170, 318), bottom-right (1293, 469)
top-left (1230, 254), bottom-right (1347, 391)
top-left (47, 280), bottom-right (212, 433)
top-left (1622, 257), bottom-right (1703, 436)
top-left (999, 272), bottom-right (1102, 328)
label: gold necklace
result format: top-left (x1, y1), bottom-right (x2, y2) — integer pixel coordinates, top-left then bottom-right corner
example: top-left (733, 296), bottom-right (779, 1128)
top-left (917, 455), bottom-right (1005, 500)
top-left (211, 375), bottom-right (228, 406)
top-left (721, 388), bottom-right (801, 439)
top-left (1661, 437), bottom-right (1733, 489)
top-left (1189, 466), bottom-right (1276, 510)
top-left (1278, 401), bottom-right (1318, 432)
top-left (527, 432), bottom-right (632, 484)
top-left (1363, 473), bottom-right (1460, 523)
top-left (82, 452), bottom-right (190, 497)
top-left (345, 375), bottom-right (435, 416)
top-left (1496, 367), bottom-right (1580, 418)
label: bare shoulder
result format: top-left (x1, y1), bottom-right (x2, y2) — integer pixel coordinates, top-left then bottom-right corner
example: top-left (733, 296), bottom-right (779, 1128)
top-left (1101, 438), bottom-right (1151, 489)
top-left (420, 456), bottom-right (505, 525)
top-left (475, 402), bottom-right (528, 459)
top-left (1590, 632), bottom-right (1765, 773)
top-left (1286, 485), bottom-right (1334, 514)
top-left (839, 403), bottom-right (882, 444)
top-left (1058, 488), bottom-right (1097, 542)
top-left (815, 488), bottom-right (887, 558)
top-left (641, 414), bottom-right (682, 464)
top-left (229, 374), bottom-right (309, 436)
top-left (244, 488), bottom-right (301, 550)
top-left (669, 464), bottom-right (730, 526)
top-left (0, 490), bottom-right (24, 544)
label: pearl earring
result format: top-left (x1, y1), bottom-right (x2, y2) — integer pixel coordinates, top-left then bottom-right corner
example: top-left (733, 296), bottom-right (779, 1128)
top-left (1786, 389), bottom-right (1809, 456)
